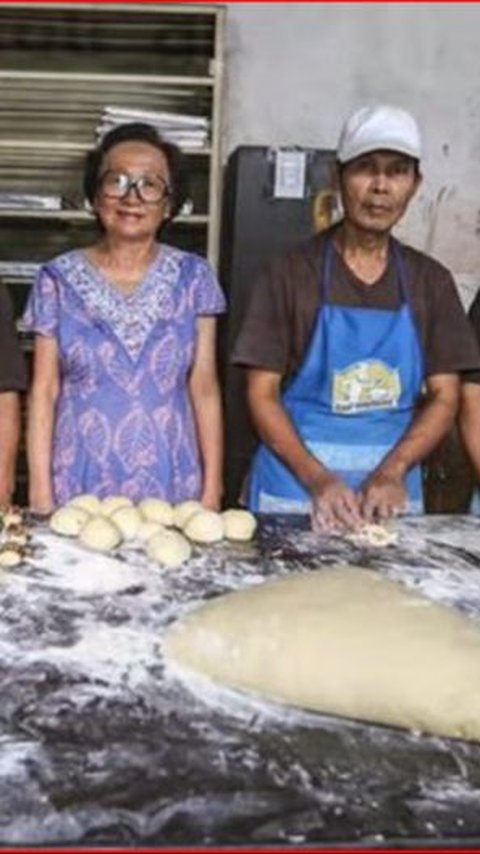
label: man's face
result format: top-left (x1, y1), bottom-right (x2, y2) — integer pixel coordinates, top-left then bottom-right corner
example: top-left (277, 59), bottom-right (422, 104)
top-left (339, 150), bottom-right (421, 235)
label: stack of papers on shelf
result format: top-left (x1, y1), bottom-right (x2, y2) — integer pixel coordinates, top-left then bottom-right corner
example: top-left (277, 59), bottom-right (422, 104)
top-left (0, 261), bottom-right (40, 280)
top-left (96, 106), bottom-right (209, 150)
top-left (0, 194), bottom-right (62, 210)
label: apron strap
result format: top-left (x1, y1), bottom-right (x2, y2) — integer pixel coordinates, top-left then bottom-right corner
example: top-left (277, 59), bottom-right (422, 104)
top-left (319, 234), bottom-right (334, 302)
top-left (389, 238), bottom-right (410, 306)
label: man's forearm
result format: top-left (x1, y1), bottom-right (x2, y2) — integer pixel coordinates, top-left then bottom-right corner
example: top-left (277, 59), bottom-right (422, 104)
top-left (250, 393), bottom-right (332, 492)
top-left (374, 380), bottom-right (458, 480)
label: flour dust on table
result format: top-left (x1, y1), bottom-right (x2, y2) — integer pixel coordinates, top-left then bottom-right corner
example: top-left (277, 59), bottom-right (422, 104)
top-left (0, 514), bottom-right (480, 845)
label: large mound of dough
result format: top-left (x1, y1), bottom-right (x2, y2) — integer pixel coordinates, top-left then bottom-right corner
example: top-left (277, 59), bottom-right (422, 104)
top-left (164, 567), bottom-right (480, 742)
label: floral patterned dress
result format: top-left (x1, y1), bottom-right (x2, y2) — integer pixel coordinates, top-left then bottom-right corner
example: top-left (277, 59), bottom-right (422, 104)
top-left (23, 245), bottom-right (226, 505)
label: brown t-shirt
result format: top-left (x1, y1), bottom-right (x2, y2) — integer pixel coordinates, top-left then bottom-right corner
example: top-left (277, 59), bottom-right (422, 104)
top-left (231, 229), bottom-right (480, 381)
top-left (0, 283), bottom-right (27, 393)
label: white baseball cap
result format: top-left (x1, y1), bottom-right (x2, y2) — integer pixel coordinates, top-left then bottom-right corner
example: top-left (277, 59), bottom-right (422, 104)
top-left (337, 105), bottom-right (422, 164)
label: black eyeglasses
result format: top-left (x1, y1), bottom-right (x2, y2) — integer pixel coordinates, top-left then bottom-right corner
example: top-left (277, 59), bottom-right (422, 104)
top-left (99, 170), bottom-right (171, 204)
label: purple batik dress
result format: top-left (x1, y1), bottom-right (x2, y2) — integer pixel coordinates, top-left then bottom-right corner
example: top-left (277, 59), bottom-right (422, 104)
top-left (23, 245), bottom-right (226, 505)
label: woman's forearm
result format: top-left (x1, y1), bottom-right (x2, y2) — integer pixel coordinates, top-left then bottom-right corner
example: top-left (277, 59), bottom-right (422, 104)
top-left (190, 380), bottom-right (223, 509)
top-left (0, 393), bottom-right (21, 506)
top-left (27, 387), bottom-right (57, 511)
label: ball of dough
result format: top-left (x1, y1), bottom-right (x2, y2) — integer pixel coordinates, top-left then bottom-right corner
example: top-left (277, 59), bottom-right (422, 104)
top-left (50, 506), bottom-right (90, 537)
top-left (0, 547), bottom-right (22, 567)
top-left (351, 523), bottom-right (398, 548)
top-left (222, 509), bottom-right (257, 542)
top-left (3, 510), bottom-right (23, 528)
top-left (138, 498), bottom-right (174, 527)
top-left (5, 526), bottom-right (28, 547)
top-left (136, 520), bottom-right (167, 542)
top-left (68, 494), bottom-right (102, 514)
top-left (184, 509), bottom-right (224, 544)
top-left (78, 515), bottom-right (122, 552)
top-left (101, 495), bottom-right (133, 517)
top-left (146, 529), bottom-right (192, 568)
top-left (110, 506), bottom-right (142, 540)
top-left (173, 500), bottom-right (204, 530)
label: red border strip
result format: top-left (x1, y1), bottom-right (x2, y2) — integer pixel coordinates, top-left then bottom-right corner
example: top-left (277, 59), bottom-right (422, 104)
top-left (0, 848), bottom-right (479, 853)
top-left (2, 0), bottom-right (480, 5)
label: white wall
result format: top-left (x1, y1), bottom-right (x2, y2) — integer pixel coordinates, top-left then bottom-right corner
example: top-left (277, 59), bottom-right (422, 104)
top-left (221, 2), bottom-right (480, 304)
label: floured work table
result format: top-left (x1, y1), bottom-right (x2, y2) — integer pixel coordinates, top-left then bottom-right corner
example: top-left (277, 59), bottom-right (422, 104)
top-left (0, 513), bottom-right (480, 847)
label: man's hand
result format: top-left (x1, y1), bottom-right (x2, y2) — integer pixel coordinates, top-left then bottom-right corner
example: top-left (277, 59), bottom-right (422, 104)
top-left (358, 373), bottom-right (459, 521)
top-left (360, 470), bottom-right (407, 521)
top-left (311, 472), bottom-right (363, 533)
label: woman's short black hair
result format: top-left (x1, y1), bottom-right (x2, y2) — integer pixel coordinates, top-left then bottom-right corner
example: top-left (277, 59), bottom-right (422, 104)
top-left (83, 122), bottom-right (190, 220)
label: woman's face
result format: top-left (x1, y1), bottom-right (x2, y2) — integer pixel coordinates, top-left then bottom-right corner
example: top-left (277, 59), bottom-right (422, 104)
top-left (94, 140), bottom-right (172, 242)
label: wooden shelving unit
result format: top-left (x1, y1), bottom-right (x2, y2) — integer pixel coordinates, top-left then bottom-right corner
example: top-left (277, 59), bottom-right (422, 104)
top-left (0, 2), bottom-right (225, 319)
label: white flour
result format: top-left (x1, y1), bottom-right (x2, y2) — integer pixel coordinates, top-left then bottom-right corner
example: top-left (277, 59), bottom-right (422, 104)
top-left (0, 515), bottom-right (479, 846)
top-left (25, 625), bottom-right (160, 687)
top-left (31, 532), bottom-right (144, 594)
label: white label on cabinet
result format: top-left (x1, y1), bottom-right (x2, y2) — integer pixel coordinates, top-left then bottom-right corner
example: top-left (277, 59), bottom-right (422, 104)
top-left (273, 149), bottom-right (306, 199)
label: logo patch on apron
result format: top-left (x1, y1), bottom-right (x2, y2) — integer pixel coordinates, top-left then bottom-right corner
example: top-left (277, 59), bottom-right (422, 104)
top-left (332, 359), bottom-right (401, 414)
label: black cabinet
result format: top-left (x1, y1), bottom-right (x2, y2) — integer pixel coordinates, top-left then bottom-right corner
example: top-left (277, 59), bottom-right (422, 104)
top-left (219, 145), bottom-right (337, 505)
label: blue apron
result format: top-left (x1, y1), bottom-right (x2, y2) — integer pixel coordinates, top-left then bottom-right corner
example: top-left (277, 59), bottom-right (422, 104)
top-left (247, 235), bottom-right (425, 514)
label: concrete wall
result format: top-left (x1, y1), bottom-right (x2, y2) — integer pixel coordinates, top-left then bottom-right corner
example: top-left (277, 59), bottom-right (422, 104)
top-left (221, 3), bottom-right (480, 305)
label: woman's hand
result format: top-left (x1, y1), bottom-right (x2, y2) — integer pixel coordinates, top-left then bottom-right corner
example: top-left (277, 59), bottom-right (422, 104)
top-left (29, 489), bottom-right (55, 516)
top-left (199, 486), bottom-right (222, 512)
top-left (189, 317), bottom-right (224, 516)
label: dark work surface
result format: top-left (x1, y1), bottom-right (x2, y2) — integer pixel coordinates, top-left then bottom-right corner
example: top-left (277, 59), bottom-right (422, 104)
top-left (1, 514), bottom-right (480, 847)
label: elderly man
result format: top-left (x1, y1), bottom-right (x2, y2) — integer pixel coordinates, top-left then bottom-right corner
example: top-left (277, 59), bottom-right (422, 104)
top-left (231, 104), bottom-right (480, 531)
top-left (0, 282), bottom-right (27, 507)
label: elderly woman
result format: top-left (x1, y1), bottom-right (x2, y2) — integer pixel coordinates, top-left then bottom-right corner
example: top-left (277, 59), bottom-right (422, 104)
top-left (24, 122), bottom-right (226, 512)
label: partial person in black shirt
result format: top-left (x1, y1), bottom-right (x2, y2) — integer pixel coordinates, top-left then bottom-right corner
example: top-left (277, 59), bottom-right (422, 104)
top-left (0, 282), bottom-right (27, 506)
top-left (459, 290), bottom-right (480, 507)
